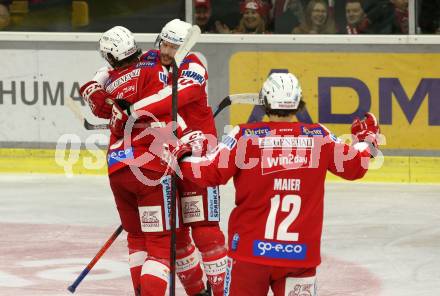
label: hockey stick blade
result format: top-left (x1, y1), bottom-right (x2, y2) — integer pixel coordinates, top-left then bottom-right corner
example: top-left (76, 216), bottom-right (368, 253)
top-left (229, 93), bottom-right (260, 105)
top-left (84, 120), bottom-right (153, 130)
top-left (213, 93), bottom-right (260, 117)
top-left (174, 25), bottom-right (201, 67)
top-left (213, 96), bottom-right (231, 117)
top-left (84, 119), bottom-right (109, 130)
top-left (66, 96), bottom-right (109, 131)
top-left (66, 96), bottom-right (110, 131)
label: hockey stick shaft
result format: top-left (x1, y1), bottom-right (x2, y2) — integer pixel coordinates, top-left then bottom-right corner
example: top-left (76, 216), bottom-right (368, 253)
top-left (170, 63), bottom-right (178, 296)
top-left (84, 92), bottom-right (259, 130)
top-left (84, 119), bottom-right (149, 130)
top-left (67, 225), bottom-right (123, 293)
top-left (169, 24), bottom-right (201, 296)
top-left (213, 93), bottom-right (260, 117)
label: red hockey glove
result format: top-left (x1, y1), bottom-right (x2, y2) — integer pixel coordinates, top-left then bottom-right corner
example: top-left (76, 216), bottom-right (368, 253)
top-left (80, 81), bottom-right (114, 119)
top-left (171, 130), bottom-right (207, 163)
top-left (179, 130), bottom-right (207, 157)
top-left (109, 100), bottom-right (131, 138)
top-left (172, 143), bottom-right (193, 162)
top-left (351, 112), bottom-right (379, 136)
top-left (351, 112), bottom-right (380, 156)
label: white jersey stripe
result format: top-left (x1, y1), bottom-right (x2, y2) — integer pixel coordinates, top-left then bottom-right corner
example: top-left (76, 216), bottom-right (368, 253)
top-left (187, 62), bottom-right (206, 78)
top-left (132, 81), bottom-right (195, 111)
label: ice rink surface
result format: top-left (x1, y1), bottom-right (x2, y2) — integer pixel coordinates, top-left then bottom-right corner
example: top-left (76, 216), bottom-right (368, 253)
top-left (0, 174), bottom-right (439, 296)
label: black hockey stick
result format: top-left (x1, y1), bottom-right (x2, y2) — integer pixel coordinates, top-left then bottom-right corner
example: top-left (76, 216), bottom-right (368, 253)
top-left (169, 24), bottom-right (201, 296)
top-left (170, 62), bottom-right (179, 296)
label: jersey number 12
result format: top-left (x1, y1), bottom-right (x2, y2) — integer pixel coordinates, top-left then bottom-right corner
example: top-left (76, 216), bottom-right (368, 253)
top-left (264, 194), bottom-right (301, 241)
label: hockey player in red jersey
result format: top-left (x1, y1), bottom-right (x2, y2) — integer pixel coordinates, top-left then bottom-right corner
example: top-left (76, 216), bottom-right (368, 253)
top-left (79, 26), bottom-right (209, 296)
top-left (126, 19), bottom-right (227, 296)
top-left (80, 20), bottom-right (227, 295)
top-left (178, 72), bottom-right (381, 295)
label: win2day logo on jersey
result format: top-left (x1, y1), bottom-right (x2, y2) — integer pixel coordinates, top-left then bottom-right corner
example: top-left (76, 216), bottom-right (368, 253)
top-left (261, 150), bottom-right (310, 175)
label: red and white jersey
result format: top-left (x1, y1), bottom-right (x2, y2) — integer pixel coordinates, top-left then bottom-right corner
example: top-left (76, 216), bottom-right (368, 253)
top-left (180, 121), bottom-right (371, 268)
top-left (104, 51), bottom-right (172, 175)
top-left (103, 49), bottom-right (213, 175)
top-left (132, 50), bottom-right (216, 137)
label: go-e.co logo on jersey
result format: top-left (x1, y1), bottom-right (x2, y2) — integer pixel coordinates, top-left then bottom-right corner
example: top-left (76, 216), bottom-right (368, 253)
top-left (107, 147), bottom-right (134, 167)
top-left (253, 240), bottom-right (307, 260)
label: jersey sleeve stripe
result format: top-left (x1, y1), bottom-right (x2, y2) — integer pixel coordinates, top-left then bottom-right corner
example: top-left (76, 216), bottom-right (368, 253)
top-left (132, 82), bottom-right (194, 111)
top-left (187, 62), bottom-right (206, 77)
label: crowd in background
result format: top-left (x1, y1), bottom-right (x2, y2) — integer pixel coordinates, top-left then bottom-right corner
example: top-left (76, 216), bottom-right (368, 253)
top-left (195, 0), bottom-right (427, 34)
top-left (0, 0), bottom-right (439, 34)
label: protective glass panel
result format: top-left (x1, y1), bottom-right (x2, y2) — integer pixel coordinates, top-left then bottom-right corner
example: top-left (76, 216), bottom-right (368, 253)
top-left (194, 0), bottom-right (412, 35)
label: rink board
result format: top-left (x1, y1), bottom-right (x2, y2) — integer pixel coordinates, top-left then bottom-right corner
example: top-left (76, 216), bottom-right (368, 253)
top-left (0, 148), bottom-right (439, 183)
top-left (229, 52), bottom-right (440, 151)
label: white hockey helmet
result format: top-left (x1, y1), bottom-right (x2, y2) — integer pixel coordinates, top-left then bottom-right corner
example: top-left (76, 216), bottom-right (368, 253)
top-left (99, 26), bottom-right (139, 62)
top-left (158, 19), bottom-right (192, 46)
top-left (260, 72), bottom-right (302, 110)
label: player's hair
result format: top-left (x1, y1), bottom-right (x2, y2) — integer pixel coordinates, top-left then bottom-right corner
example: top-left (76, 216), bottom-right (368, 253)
top-left (105, 49), bottom-right (142, 69)
top-left (264, 98), bottom-right (306, 117)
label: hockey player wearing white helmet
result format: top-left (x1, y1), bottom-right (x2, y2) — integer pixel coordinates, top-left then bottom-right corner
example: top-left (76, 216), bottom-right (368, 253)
top-left (80, 25), bottom-right (212, 296)
top-left (260, 72), bottom-right (305, 118)
top-left (156, 19), bottom-right (192, 66)
top-left (80, 20), bottom-right (228, 295)
top-left (178, 72), bottom-right (381, 295)
top-left (99, 25), bottom-right (142, 68)
top-left (80, 26), bottom-right (142, 119)
top-left (128, 19), bottom-right (228, 296)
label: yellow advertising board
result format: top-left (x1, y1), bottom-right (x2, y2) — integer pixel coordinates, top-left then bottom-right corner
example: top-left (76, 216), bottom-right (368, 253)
top-left (229, 52), bottom-right (440, 150)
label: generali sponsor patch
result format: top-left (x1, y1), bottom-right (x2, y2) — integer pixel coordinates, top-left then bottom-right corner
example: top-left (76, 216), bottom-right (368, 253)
top-left (258, 137), bottom-right (314, 149)
top-left (182, 195), bottom-right (204, 223)
top-left (139, 206), bottom-right (163, 232)
top-left (106, 69), bottom-right (141, 93)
